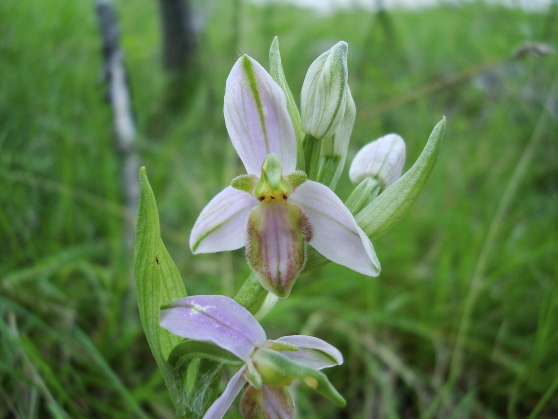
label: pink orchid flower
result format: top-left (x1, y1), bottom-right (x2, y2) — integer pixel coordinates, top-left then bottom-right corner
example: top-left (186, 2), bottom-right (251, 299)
top-left (189, 55), bottom-right (380, 298)
top-left (160, 295), bottom-right (345, 419)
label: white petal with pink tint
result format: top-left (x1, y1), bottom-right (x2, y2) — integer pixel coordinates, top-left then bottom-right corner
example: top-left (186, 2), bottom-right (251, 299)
top-left (160, 295), bottom-right (266, 361)
top-left (203, 367), bottom-right (247, 419)
top-left (224, 55), bottom-right (297, 175)
top-left (276, 335), bottom-right (343, 370)
top-left (289, 180), bottom-right (381, 277)
top-left (190, 186), bottom-right (258, 254)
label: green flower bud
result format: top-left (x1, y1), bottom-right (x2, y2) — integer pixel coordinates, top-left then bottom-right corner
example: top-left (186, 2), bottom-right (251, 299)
top-left (317, 87), bottom-right (356, 189)
top-left (301, 41), bottom-right (349, 140)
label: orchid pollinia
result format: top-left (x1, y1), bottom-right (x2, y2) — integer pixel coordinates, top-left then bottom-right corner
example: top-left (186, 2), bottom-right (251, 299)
top-left (190, 52), bottom-right (380, 299)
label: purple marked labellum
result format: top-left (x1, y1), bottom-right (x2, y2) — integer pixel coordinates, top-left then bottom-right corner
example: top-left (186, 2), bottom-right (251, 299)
top-left (246, 201), bottom-right (312, 298)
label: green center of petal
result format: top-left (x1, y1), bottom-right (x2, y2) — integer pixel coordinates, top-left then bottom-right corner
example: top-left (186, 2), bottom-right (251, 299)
top-left (254, 153), bottom-right (292, 203)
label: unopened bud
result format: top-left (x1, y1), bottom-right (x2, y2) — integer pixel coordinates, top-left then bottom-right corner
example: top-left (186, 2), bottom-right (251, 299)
top-left (320, 88), bottom-right (356, 159)
top-left (349, 133), bottom-right (406, 189)
top-left (316, 88), bottom-right (356, 189)
top-left (301, 42), bottom-right (349, 140)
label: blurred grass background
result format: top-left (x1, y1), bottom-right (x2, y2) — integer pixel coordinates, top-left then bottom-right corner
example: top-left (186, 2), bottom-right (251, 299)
top-left (1, 0), bottom-right (557, 418)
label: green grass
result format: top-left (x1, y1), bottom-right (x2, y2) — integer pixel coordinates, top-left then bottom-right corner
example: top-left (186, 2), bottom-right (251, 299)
top-left (1, 0), bottom-right (557, 418)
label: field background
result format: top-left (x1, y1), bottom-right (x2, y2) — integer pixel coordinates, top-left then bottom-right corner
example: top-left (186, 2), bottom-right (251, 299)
top-left (1, 0), bottom-right (557, 418)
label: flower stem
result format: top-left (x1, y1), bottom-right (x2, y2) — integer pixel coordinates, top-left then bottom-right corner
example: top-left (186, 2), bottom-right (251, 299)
top-left (345, 177), bottom-right (381, 215)
top-left (234, 272), bottom-right (268, 314)
top-left (303, 134), bottom-right (321, 180)
top-left (316, 155), bottom-right (342, 190)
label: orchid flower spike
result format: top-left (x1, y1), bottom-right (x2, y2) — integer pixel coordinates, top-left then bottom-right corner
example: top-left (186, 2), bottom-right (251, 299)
top-left (160, 295), bottom-right (346, 419)
top-left (189, 54), bottom-right (380, 298)
top-left (350, 133), bottom-right (406, 190)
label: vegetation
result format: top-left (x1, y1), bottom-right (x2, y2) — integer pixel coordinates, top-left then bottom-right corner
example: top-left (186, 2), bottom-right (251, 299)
top-left (1, 0), bottom-right (557, 417)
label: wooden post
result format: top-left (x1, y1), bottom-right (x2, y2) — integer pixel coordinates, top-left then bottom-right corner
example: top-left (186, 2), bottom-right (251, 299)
top-left (95, 0), bottom-right (140, 251)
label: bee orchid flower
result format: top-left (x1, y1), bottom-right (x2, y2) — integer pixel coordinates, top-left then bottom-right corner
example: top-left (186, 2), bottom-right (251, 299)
top-left (160, 295), bottom-right (346, 419)
top-left (190, 55), bottom-right (380, 298)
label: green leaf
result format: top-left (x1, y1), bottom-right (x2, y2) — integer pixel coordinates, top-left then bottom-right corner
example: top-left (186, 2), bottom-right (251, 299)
top-left (355, 117), bottom-right (446, 241)
top-left (177, 357), bottom-right (223, 414)
top-left (269, 36), bottom-right (305, 170)
top-left (168, 339), bottom-right (244, 368)
top-left (134, 167), bottom-right (189, 415)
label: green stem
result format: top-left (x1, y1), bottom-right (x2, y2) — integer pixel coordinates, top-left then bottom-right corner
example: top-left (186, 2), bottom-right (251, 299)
top-left (303, 134), bottom-right (321, 180)
top-left (345, 177), bottom-right (382, 215)
top-left (316, 155), bottom-right (341, 190)
top-left (234, 272), bottom-right (268, 314)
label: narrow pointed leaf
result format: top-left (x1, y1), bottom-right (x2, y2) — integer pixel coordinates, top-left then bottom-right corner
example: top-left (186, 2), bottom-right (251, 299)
top-left (356, 117), bottom-right (446, 240)
top-left (269, 36), bottom-right (305, 170)
top-left (167, 339), bottom-right (245, 367)
top-left (134, 167), bottom-right (188, 414)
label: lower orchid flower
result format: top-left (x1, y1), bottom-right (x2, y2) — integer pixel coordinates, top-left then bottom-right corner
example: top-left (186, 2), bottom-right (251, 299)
top-left (160, 295), bottom-right (346, 419)
top-left (189, 53), bottom-right (380, 298)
